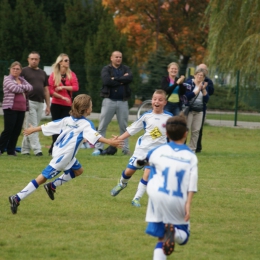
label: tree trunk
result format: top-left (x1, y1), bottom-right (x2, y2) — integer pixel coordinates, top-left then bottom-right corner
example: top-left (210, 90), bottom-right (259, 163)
top-left (179, 55), bottom-right (190, 77)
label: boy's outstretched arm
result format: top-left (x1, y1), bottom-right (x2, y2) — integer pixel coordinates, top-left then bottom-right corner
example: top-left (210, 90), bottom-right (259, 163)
top-left (23, 124), bottom-right (42, 136)
top-left (98, 136), bottom-right (124, 148)
top-left (117, 131), bottom-right (131, 141)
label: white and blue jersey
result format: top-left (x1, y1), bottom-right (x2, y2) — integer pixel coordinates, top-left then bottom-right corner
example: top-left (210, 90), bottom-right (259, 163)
top-left (126, 110), bottom-right (173, 169)
top-left (145, 141), bottom-right (198, 225)
top-left (41, 116), bottom-right (101, 175)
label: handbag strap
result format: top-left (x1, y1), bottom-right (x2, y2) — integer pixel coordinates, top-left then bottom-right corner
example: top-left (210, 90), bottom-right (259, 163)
top-left (189, 92), bottom-right (200, 106)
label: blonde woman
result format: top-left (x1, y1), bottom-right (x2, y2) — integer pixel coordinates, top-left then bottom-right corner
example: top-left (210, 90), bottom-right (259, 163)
top-left (160, 62), bottom-right (185, 116)
top-left (0, 61), bottom-right (32, 156)
top-left (48, 53), bottom-right (79, 155)
top-left (183, 68), bottom-right (209, 152)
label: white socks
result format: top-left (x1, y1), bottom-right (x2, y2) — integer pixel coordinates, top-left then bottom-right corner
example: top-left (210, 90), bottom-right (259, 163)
top-left (16, 179), bottom-right (39, 201)
top-left (153, 242), bottom-right (166, 260)
top-left (133, 178), bottom-right (147, 200)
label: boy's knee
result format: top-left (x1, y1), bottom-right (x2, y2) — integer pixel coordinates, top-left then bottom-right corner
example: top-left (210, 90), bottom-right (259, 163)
top-left (74, 168), bottom-right (83, 176)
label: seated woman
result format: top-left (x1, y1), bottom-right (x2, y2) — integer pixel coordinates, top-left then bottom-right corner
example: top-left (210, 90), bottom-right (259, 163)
top-left (182, 68), bottom-right (209, 152)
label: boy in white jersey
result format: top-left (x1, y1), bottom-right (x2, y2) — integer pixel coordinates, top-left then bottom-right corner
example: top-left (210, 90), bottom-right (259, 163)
top-left (110, 90), bottom-right (172, 207)
top-left (142, 113), bottom-right (198, 259)
top-left (8, 94), bottom-right (123, 214)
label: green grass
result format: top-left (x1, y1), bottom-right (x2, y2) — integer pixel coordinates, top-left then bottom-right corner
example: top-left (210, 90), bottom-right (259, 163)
top-left (0, 117), bottom-right (260, 259)
top-left (206, 113), bottom-right (260, 122)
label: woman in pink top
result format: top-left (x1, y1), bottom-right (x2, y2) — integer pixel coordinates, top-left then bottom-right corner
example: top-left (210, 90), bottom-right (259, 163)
top-left (48, 53), bottom-right (79, 155)
top-left (0, 61), bottom-right (32, 156)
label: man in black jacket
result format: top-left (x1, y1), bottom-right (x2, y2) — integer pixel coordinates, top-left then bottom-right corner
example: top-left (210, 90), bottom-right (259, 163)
top-left (92, 51), bottom-right (133, 156)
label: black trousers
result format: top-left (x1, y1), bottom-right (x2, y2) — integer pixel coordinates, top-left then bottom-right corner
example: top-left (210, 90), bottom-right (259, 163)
top-left (196, 110), bottom-right (206, 152)
top-left (0, 109), bottom-right (25, 154)
top-left (48, 103), bottom-right (71, 154)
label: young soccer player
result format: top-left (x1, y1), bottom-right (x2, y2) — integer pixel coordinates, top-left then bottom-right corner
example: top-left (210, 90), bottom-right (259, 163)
top-left (142, 113), bottom-right (198, 259)
top-left (110, 90), bottom-right (173, 207)
top-left (8, 94), bottom-right (123, 214)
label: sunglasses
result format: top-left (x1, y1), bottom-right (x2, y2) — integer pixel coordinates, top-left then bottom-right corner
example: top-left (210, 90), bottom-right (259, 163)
top-left (63, 59), bottom-right (69, 62)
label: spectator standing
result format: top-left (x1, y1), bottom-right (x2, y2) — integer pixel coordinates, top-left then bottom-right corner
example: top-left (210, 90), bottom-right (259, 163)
top-left (195, 64), bottom-right (214, 153)
top-left (183, 68), bottom-right (209, 152)
top-left (0, 61), bottom-right (33, 156)
top-left (160, 62), bottom-right (186, 116)
top-left (92, 51), bottom-right (133, 156)
top-left (48, 53), bottom-right (79, 155)
top-left (21, 51), bottom-right (50, 156)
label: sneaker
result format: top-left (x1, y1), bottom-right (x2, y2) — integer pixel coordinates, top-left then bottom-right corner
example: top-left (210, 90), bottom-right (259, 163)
top-left (162, 224), bottom-right (175, 256)
top-left (44, 183), bottom-right (56, 200)
top-left (92, 149), bottom-right (102, 156)
top-left (35, 152), bottom-right (43, 156)
top-left (9, 195), bottom-right (19, 214)
top-left (110, 182), bottom-right (127, 196)
top-left (7, 151), bottom-right (17, 156)
top-left (131, 198), bottom-right (141, 207)
top-left (23, 153), bottom-right (30, 155)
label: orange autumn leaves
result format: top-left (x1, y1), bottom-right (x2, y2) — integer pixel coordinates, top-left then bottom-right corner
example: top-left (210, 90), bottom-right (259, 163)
top-left (103, 0), bottom-right (209, 64)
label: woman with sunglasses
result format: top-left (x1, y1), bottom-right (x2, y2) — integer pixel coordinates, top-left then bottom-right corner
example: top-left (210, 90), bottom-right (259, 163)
top-left (48, 53), bottom-right (79, 155)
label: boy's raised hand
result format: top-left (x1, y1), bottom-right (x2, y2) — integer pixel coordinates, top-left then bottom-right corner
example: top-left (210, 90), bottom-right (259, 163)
top-left (23, 124), bottom-right (41, 136)
top-left (110, 135), bottom-right (124, 148)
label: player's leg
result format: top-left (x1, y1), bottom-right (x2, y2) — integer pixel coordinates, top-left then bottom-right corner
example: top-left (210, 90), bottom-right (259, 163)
top-left (132, 167), bottom-right (150, 207)
top-left (110, 168), bottom-right (136, 196)
top-left (145, 222), bottom-right (166, 260)
top-left (8, 173), bottom-right (47, 214)
top-left (93, 98), bottom-right (116, 155)
top-left (111, 153), bottom-right (142, 196)
top-left (44, 160), bottom-right (83, 200)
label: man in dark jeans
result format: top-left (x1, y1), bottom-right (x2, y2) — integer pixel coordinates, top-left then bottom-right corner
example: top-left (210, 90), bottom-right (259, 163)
top-left (92, 51), bottom-right (133, 156)
top-left (196, 64), bottom-right (214, 153)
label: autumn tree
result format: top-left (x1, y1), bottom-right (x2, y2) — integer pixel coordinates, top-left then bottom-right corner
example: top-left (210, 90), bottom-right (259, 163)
top-left (103, 0), bottom-right (209, 75)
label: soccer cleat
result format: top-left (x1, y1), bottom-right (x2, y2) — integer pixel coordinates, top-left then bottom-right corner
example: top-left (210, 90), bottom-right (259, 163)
top-left (110, 182), bottom-right (127, 196)
top-left (92, 149), bottom-right (101, 156)
top-left (9, 195), bottom-right (20, 214)
top-left (131, 198), bottom-right (141, 207)
top-left (162, 224), bottom-right (175, 256)
top-left (44, 182), bottom-right (56, 200)
top-left (35, 152), bottom-right (43, 156)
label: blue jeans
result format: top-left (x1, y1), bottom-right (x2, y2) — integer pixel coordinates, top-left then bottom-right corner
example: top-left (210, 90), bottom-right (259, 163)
top-left (164, 101), bottom-right (180, 116)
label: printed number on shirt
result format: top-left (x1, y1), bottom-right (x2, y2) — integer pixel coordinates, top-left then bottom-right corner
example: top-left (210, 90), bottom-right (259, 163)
top-left (56, 131), bottom-right (74, 148)
top-left (158, 167), bottom-right (185, 198)
top-left (129, 156), bottom-right (137, 166)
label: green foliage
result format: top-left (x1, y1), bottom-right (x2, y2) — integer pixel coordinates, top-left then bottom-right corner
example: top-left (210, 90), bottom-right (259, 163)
top-left (137, 47), bottom-right (178, 99)
top-left (0, 0), bottom-right (16, 60)
top-left (0, 118), bottom-right (260, 259)
top-left (206, 0), bottom-right (260, 82)
top-left (7, 0), bottom-right (59, 64)
top-left (85, 4), bottom-right (132, 112)
top-left (207, 85), bottom-right (260, 112)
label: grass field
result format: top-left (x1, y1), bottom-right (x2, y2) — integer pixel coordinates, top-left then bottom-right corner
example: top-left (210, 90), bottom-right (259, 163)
top-left (0, 117), bottom-right (260, 260)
